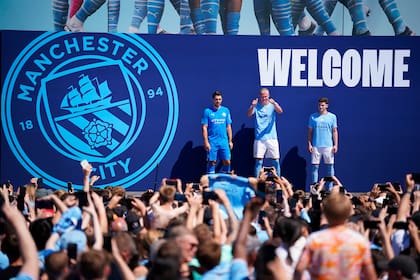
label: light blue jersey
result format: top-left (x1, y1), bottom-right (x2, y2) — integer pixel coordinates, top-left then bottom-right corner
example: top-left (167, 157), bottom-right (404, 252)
top-left (254, 103), bottom-right (277, 140)
top-left (308, 112), bottom-right (337, 147)
top-left (201, 106), bottom-right (232, 146)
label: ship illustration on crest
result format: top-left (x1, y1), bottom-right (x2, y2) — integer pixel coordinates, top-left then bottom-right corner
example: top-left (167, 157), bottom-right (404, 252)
top-left (60, 74), bottom-right (112, 113)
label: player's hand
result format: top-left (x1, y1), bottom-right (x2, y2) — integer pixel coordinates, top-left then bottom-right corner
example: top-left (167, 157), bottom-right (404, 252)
top-left (251, 98), bottom-right (258, 107)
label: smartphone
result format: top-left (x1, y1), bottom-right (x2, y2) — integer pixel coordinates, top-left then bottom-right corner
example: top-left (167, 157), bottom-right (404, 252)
top-left (387, 207), bottom-right (398, 215)
top-left (276, 189), bottom-right (283, 203)
top-left (203, 191), bottom-right (218, 205)
top-left (67, 242), bottom-right (78, 260)
top-left (378, 184), bottom-right (388, 192)
top-left (258, 210), bottom-right (266, 225)
top-left (17, 186), bottom-right (27, 211)
top-left (74, 191), bottom-right (89, 207)
top-left (323, 176), bottom-right (334, 182)
top-left (192, 183), bottom-right (200, 191)
top-left (263, 167), bottom-right (273, 172)
top-left (256, 182), bottom-right (266, 200)
top-left (35, 200), bottom-right (54, 209)
top-left (166, 179), bottom-right (178, 186)
top-left (121, 197), bottom-right (134, 210)
top-left (67, 182), bottom-right (73, 193)
top-left (103, 235), bottom-right (112, 253)
top-left (289, 197), bottom-right (298, 209)
top-left (174, 193), bottom-right (187, 203)
top-left (393, 221), bottom-right (409, 230)
top-left (363, 220), bottom-right (380, 229)
top-left (80, 159), bottom-right (89, 168)
top-left (392, 182), bottom-right (402, 192)
top-left (412, 173), bottom-right (420, 184)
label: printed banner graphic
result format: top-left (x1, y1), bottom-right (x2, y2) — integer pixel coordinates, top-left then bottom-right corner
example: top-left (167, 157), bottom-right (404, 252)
top-left (1, 31), bottom-right (419, 192)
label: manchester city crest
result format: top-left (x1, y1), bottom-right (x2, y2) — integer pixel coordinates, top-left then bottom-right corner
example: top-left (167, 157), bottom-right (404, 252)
top-left (1, 32), bottom-right (178, 189)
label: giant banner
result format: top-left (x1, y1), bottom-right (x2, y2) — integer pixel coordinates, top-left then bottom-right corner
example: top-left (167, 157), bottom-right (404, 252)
top-left (1, 30), bottom-right (419, 192)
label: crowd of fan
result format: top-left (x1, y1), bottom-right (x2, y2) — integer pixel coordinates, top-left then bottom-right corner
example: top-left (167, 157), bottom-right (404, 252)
top-left (1, 164), bottom-right (420, 280)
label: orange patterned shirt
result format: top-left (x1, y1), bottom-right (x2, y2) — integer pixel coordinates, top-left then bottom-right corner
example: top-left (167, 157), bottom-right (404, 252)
top-left (298, 225), bottom-right (373, 280)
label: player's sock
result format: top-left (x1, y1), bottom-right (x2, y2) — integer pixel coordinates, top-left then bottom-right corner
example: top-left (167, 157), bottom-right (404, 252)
top-left (253, 0), bottom-right (271, 35)
top-left (207, 163), bottom-right (216, 174)
top-left (180, 0), bottom-right (194, 33)
top-left (75, 0), bottom-right (106, 22)
top-left (226, 11), bottom-right (240, 35)
top-left (272, 159), bottom-right (281, 177)
top-left (191, 7), bottom-right (206, 34)
top-left (201, 0), bottom-right (219, 34)
top-left (108, 0), bottom-right (120, 32)
top-left (272, 0), bottom-right (294, 35)
top-left (52, 0), bottom-right (69, 31)
top-left (147, 0), bottom-right (165, 34)
top-left (254, 159), bottom-right (263, 178)
top-left (221, 164), bottom-right (231, 173)
top-left (130, 0), bottom-right (147, 31)
top-left (344, 0), bottom-right (369, 35)
top-left (378, 0), bottom-right (405, 34)
top-left (314, 0), bottom-right (337, 35)
top-left (305, 0), bottom-right (339, 35)
top-left (311, 164), bottom-right (319, 184)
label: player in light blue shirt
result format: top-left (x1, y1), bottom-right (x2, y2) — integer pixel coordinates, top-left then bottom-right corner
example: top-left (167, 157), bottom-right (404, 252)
top-left (308, 97), bottom-right (338, 184)
top-left (247, 88), bottom-right (283, 177)
top-left (202, 91), bottom-right (233, 174)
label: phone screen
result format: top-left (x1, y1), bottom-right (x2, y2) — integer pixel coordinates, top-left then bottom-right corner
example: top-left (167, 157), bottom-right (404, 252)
top-left (258, 210), bottom-right (266, 225)
top-left (203, 191), bottom-right (218, 205)
top-left (276, 189), bottom-right (283, 203)
top-left (67, 242), bottom-right (78, 260)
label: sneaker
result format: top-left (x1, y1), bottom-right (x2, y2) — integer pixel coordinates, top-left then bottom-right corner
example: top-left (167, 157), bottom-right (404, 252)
top-left (65, 16), bottom-right (84, 32)
top-left (128, 26), bottom-right (140, 33)
top-left (157, 26), bottom-right (169, 34)
top-left (353, 28), bottom-right (371, 36)
top-left (298, 21), bottom-right (317, 36)
top-left (397, 26), bottom-right (415, 36)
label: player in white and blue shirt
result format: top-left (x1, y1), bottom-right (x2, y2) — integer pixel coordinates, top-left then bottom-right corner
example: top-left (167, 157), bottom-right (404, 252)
top-left (247, 88), bottom-right (283, 177)
top-left (308, 97), bottom-right (338, 184)
top-left (202, 91), bottom-right (233, 174)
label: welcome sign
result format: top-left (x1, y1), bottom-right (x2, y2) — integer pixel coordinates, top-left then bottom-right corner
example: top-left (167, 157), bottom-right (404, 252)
top-left (1, 30), bottom-right (419, 192)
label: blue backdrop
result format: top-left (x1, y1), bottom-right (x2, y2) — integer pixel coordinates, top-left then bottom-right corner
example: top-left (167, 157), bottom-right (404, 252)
top-left (1, 30), bottom-right (419, 192)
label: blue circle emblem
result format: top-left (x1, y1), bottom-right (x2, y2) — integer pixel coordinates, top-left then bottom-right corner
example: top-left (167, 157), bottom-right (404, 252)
top-left (1, 32), bottom-right (178, 189)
